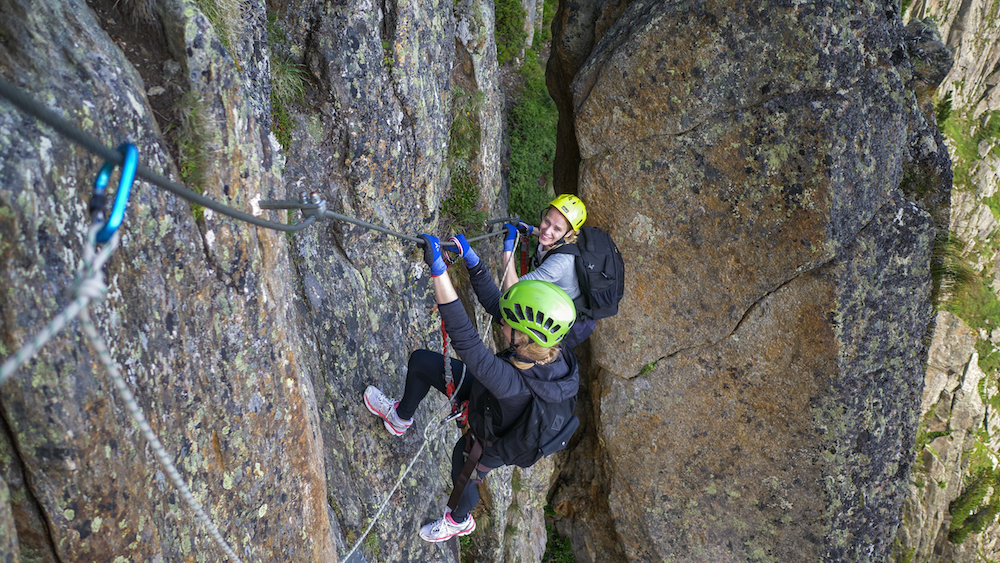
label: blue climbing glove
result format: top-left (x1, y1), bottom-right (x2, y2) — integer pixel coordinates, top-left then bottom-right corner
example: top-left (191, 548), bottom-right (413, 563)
top-left (517, 221), bottom-right (534, 236)
top-left (448, 234), bottom-right (480, 268)
top-left (418, 234), bottom-right (448, 277)
top-left (503, 223), bottom-right (518, 252)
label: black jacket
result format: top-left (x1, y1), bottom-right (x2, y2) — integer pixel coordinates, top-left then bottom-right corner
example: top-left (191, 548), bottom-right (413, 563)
top-left (437, 262), bottom-right (579, 443)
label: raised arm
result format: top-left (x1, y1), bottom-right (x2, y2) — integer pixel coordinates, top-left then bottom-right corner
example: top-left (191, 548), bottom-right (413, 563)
top-left (449, 234), bottom-right (502, 318)
top-left (421, 233), bottom-right (522, 399)
top-left (501, 224), bottom-right (521, 291)
top-left (418, 234), bottom-right (459, 304)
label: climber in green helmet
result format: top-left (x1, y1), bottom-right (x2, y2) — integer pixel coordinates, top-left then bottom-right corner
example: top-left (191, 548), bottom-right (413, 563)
top-left (362, 233), bottom-right (579, 543)
top-left (502, 193), bottom-right (596, 346)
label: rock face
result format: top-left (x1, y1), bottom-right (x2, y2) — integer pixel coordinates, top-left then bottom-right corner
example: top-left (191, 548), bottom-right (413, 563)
top-left (0, 0), bottom-right (953, 561)
top-left (908, 0), bottom-right (1000, 116)
top-left (896, 312), bottom-right (982, 562)
top-left (894, 0), bottom-right (1000, 559)
top-left (0, 0), bottom-right (521, 562)
top-left (549, 0), bottom-right (950, 560)
top-left (0, 0), bottom-right (336, 561)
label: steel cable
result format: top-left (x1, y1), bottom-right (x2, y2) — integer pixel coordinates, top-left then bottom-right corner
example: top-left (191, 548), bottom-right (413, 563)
top-left (0, 76), bottom-right (316, 232)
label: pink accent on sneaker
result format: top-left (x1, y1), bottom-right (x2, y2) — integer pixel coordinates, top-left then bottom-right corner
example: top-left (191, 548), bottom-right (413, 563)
top-left (419, 511), bottom-right (476, 542)
top-left (363, 386), bottom-right (412, 436)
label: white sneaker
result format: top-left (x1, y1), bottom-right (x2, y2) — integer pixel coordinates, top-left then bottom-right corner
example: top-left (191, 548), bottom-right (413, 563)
top-left (363, 385), bottom-right (413, 436)
top-left (419, 510), bottom-right (476, 542)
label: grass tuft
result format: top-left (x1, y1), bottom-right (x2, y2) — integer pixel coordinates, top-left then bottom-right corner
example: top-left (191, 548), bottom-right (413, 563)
top-left (171, 90), bottom-right (215, 221)
top-left (267, 12), bottom-right (307, 152)
top-left (270, 58), bottom-right (306, 151)
top-left (949, 465), bottom-right (1000, 544)
top-left (443, 86), bottom-right (488, 234)
top-left (194, 0), bottom-right (242, 51)
top-left (930, 231), bottom-right (978, 309)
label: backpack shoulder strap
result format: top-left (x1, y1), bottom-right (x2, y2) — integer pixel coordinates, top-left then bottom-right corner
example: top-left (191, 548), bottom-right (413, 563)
top-left (531, 241), bottom-right (578, 269)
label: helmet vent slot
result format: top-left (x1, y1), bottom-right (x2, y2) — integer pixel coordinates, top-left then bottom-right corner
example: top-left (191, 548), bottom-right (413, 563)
top-left (504, 308), bottom-right (517, 324)
top-left (529, 328), bottom-right (547, 343)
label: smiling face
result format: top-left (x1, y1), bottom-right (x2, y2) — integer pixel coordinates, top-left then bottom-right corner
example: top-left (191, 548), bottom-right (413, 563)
top-left (538, 207), bottom-right (572, 248)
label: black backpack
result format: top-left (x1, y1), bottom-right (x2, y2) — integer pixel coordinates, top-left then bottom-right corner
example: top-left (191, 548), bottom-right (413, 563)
top-left (540, 226), bottom-right (625, 320)
top-left (447, 386), bottom-right (580, 512)
top-left (475, 389), bottom-right (579, 468)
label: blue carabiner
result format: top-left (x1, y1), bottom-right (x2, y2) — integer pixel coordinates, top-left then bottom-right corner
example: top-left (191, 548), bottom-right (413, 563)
top-left (90, 143), bottom-right (138, 243)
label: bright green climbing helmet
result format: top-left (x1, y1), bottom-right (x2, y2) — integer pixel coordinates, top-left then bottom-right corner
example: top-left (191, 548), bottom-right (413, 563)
top-left (549, 194), bottom-right (587, 232)
top-left (500, 280), bottom-right (576, 347)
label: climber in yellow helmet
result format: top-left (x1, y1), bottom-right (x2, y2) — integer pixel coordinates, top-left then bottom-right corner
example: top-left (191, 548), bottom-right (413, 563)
top-left (502, 194), bottom-right (595, 347)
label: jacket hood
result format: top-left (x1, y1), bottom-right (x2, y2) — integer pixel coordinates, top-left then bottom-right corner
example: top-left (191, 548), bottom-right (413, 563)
top-left (521, 347), bottom-right (579, 403)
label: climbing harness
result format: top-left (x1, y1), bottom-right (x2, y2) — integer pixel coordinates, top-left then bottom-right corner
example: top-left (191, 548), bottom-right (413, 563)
top-left (519, 236), bottom-right (529, 276)
top-left (446, 432), bottom-right (487, 512)
top-left (0, 153), bottom-right (245, 563)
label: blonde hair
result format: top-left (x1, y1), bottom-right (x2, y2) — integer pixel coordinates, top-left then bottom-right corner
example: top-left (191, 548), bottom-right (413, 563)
top-left (507, 331), bottom-right (562, 369)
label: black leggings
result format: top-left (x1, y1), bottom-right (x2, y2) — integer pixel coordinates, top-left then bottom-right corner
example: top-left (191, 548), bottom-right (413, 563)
top-left (396, 349), bottom-right (496, 522)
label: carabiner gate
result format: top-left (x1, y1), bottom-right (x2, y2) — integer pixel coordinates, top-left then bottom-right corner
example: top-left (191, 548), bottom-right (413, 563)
top-left (90, 143), bottom-right (138, 243)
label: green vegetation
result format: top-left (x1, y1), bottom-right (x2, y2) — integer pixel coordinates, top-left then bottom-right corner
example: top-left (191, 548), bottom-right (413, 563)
top-left (543, 504), bottom-right (575, 562)
top-left (929, 96), bottom-right (1000, 547)
top-left (946, 277), bottom-right (1000, 334)
top-left (195, 0), bottom-right (241, 50)
top-left (494, 0), bottom-right (528, 66)
top-left (639, 358), bottom-right (661, 377)
top-left (931, 232), bottom-right (978, 309)
top-left (949, 466), bottom-right (1000, 544)
top-left (270, 57), bottom-right (307, 151)
top-left (171, 90), bottom-right (214, 221)
top-left (363, 529), bottom-right (382, 558)
top-left (382, 40), bottom-right (394, 70)
top-left (267, 12), bottom-right (306, 152)
top-left (534, 0), bottom-right (557, 48)
top-left (935, 91), bottom-right (952, 128)
top-left (443, 86), bottom-right (488, 234)
top-left (508, 48), bottom-right (558, 221)
top-left (941, 108), bottom-right (1000, 193)
top-left (935, 99), bottom-right (1000, 383)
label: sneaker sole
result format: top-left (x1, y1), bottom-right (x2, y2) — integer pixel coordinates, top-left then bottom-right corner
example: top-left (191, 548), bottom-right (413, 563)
top-left (364, 394), bottom-right (408, 436)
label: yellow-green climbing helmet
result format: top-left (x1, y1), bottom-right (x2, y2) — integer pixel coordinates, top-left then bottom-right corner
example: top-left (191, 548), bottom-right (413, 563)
top-left (500, 280), bottom-right (576, 347)
top-left (549, 194), bottom-right (587, 232)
